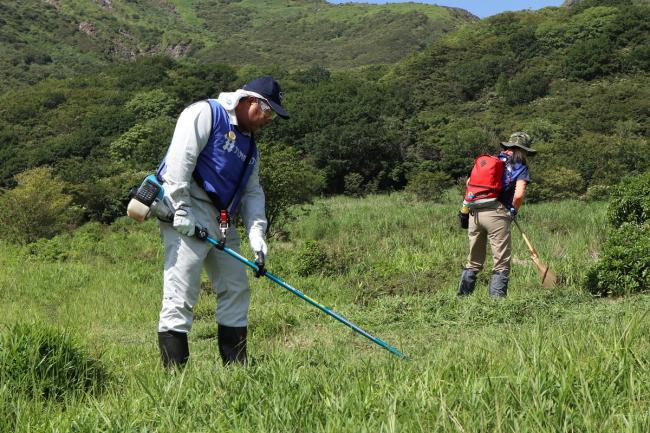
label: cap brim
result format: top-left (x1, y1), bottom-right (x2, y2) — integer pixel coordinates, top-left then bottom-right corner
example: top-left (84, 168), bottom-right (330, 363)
top-left (501, 141), bottom-right (537, 154)
top-left (267, 99), bottom-right (289, 119)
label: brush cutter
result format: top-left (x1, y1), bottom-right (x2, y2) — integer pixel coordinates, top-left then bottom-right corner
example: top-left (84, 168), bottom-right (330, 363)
top-left (513, 219), bottom-right (558, 288)
top-left (126, 174), bottom-right (409, 360)
top-left (195, 227), bottom-right (409, 360)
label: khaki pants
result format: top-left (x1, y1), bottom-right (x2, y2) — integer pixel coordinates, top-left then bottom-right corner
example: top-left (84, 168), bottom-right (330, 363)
top-left (465, 204), bottom-right (512, 275)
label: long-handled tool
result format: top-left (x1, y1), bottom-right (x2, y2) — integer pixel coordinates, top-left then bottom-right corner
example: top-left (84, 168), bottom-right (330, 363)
top-left (513, 220), bottom-right (557, 288)
top-left (126, 175), bottom-right (408, 359)
top-left (195, 228), bottom-right (410, 360)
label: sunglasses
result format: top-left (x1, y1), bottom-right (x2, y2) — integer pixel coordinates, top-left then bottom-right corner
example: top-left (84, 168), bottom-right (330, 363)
top-left (256, 98), bottom-right (276, 119)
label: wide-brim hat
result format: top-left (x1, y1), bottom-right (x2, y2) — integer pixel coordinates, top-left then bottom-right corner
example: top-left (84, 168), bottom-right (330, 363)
top-left (501, 131), bottom-right (537, 154)
top-left (242, 76), bottom-right (289, 119)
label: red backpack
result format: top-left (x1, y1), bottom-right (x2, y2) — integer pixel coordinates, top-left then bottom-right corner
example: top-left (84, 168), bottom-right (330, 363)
top-left (464, 154), bottom-right (504, 207)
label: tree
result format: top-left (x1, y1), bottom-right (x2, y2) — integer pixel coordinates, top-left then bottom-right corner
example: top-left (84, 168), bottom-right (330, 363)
top-left (258, 143), bottom-right (325, 233)
top-left (125, 89), bottom-right (179, 121)
top-left (294, 65), bottom-right (331, 85)
top-left (405, 170), bottom-right (453, 202)
top-left (453, 55), bottom-right (510, 100)
top-left (0, 167), bottom-right (81, 244)
top-left (109, 116), bottom-right (175, 169)
top-left (497, 69), bottom-right (550, 105)
top-left (565, 36), bottom-right (618, 80)
top-left (526, 166), bottom-right (585, 202)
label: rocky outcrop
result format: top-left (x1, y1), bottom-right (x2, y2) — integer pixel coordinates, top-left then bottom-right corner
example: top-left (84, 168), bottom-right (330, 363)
top-left (95, 0), bottom-right (113, 11)
top-left (78, 21), bottom-right (98, 38)
top-left (45, 0), bottom-right (61, 10)
top-left (164, 41), bottom-right (192, 58)
top-left (444, 6), bottom-right (479, 21)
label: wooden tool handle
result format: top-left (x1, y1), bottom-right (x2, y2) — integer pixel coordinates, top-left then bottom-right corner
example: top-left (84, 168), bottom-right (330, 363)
top-left (513, 219), bottom-right (538, 257)
top-left (521, 232), bottom-right (538, 257)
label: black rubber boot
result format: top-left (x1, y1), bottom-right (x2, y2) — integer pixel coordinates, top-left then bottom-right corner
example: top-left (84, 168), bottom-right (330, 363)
top-left (488, 271), bottom-right (509, 299)
top-left (217, 325), bottom-right (247, 365)
top-left (158, 330), bottom-right (189, 368)
top-left (457, 268), bottom-right (477, 296)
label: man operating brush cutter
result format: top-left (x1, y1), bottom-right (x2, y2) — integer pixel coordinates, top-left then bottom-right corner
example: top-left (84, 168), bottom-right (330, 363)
top-left (152, 76), bottom-right (287, 368)
top-left (128, 180), bottom-right (409, 364)
top-left (127, 76), bottom-right (408, 367)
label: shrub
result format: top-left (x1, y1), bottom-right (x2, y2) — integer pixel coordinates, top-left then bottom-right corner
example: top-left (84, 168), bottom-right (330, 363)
top-left (526, 166), bottom-right (585, 202)
top-left (344, 173), bottom-right (365, 197)
top-left (585, 172), bottom-right (650, 296)
top-left (24, 236), bottom-right (70, 261)
top-left (497, 69), bottom-right (550, 105)
top-left (405, 170), bottom-right (453, 202)
top-left (606, 172), bottom-right (650, 228)
top-left (42, 91), bottom-right (66, 109)
top-left (109, 116), bottom-right (175, 169)
top-left (69, 171), bottom-right (144, 224)
top-left (0, 167), bottom-right (82, 244)
top-left (125, 89), bottom-right (179, 121)
top-left (453, 55), bottom-right (509, 100)
top-left (294, 240), bottom-right (327, 277)
top-left (0, 323), bottom-right (108, 401)
top-left (259, 143), bottom-right (325, 232)
top-left (584, 223), bottom-right (650, 296)
top-left (624, 42), bottom-right (650, 72)
top-left (294, 65), bottom-right (332, 85)
top-left (581, 184), bottom-right (610, 202)
top-left (436, 126), bottom-right (493, 179)
top-left (565, 36), bottom-right (618, 80)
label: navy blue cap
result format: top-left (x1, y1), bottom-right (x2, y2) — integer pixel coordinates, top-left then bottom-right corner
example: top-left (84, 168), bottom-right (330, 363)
top-left (242, 76), bottom-right (289, 119)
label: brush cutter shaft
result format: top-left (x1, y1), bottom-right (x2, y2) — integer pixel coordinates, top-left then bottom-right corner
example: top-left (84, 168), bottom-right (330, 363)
top-left (201, 233), bottom-right (409, 360)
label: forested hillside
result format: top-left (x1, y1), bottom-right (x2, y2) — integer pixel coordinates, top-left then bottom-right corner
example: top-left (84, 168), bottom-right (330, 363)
top-left (386, 0), bottom-right (650, 202)
top-left (0, 0), bottom-right (474, 94)
top-left (0, 0), bottom-right (648, 240)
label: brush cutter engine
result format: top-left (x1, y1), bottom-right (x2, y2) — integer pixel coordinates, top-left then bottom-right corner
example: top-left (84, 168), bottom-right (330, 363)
top-left (127, 175), bottom-right (173, 222)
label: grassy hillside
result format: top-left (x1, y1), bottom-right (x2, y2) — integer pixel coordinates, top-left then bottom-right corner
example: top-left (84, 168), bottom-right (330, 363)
top-left (2, 1), bottom-right (647, 217)
top-left (193, 0), bottom-right (474, 68)
top-left (0, 0), bottom-right (474, 94)
top-left (3, 194), bottom-right (650, 431)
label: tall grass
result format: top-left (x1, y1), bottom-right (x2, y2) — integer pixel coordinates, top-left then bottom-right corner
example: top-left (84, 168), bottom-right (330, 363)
top-left (2, 194), bottom-right (648, 432)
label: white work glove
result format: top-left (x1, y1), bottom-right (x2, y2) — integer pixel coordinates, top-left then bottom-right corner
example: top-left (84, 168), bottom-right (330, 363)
top-left (173, 207), bottom-right (196, 237)
top-left (249, 231), bottom-right (268, 259)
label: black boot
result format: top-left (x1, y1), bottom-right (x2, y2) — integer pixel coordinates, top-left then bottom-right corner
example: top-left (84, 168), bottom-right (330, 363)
top-left (457, 268), bottom-right (477, 296)
top-left (158, 330), bottom-right (189, 368)
top-left (488, 271), bottom-right (509, 299)
top-left (218, 325), bottom-right (247, 365)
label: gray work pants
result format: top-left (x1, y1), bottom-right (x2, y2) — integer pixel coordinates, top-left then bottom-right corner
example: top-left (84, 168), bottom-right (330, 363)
top-left (158, 199), bottom-right (250, 333)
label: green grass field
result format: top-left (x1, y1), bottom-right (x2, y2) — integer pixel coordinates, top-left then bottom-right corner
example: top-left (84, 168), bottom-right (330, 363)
top-left (2, 194), bottom-right (650, 432)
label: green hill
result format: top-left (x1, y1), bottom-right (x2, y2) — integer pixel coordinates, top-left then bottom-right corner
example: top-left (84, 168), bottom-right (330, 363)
top-left (2, 2), bottom-right (650, 429)
top-left (0, 0), bottom-right (648, 231)
top-left (0, 0), bottom-right (475, 93)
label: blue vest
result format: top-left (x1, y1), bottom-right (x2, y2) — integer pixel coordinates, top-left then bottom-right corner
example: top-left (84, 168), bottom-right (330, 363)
top-left (498, 152), bottom-right (528, 207)
top-left (157, 99), bottom-right (258, 214)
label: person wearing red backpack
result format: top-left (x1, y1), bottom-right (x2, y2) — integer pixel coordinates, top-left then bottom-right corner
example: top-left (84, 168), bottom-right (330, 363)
top-left (457, 132), bottom-right (536, 298)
